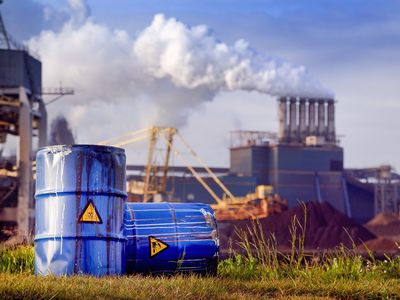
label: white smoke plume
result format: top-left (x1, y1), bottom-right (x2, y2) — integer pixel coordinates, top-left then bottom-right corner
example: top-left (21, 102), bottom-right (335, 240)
top-left (28, 2), bottom-right (332, 134)
top-left (67, 0), bottom-right (90, 21)
top-left (134, 14), bottom-right (332, 98)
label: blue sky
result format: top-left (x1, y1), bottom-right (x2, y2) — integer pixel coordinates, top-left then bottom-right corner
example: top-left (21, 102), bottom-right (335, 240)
top-left (2, 0), bottom-right (400, 170)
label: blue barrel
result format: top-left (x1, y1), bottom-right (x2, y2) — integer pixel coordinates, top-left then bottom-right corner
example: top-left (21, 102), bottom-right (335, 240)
top-left (124, 202), bottom-right (219, 274)
top-left (34, 145), bottom-right (126, 276)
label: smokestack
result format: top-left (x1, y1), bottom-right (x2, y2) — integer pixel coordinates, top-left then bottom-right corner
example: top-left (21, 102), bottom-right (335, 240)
top-left (317, 100), bottom-right (326, 136)
top-left (299, 98), bottom-right (306, 141)
top-left (289, 98), bottom-right (298, 141)
top-left (278, 97), bottom-right (287, 142)
top-left (49, 115), bottom-right (76, 146)
top-left (327, 99), bottom-right (335, 143)
top-left (308, 99), bottom-right (316, 135)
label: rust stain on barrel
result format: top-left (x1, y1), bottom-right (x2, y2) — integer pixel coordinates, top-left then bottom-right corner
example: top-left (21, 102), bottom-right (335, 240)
top-left (74, 152), bottom-right (84, 273)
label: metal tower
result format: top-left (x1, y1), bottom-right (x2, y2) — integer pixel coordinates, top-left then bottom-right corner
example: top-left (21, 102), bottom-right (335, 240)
top-left (0, 1), bottom-right (46, 240)
top-left (0, 1), bottom-right (10, 50)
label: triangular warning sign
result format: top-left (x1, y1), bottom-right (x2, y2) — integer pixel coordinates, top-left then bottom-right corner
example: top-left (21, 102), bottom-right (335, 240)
top-left (79, 200), bottom-right (102, 224)
top-left (149, 236), bottom-right (169, 258)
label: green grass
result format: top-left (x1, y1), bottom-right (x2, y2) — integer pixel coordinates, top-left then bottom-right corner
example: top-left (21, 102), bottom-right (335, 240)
top-left (0, 245), bottom-right (34, 274)
top-left (0, 243), bottom-right (399, 299)
top-left (0, 273), bottom-right (398, 299)
top-left (219, 203), bottom-right (400, 281)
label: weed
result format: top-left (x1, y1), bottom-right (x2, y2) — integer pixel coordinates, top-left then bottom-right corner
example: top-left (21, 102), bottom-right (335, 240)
top-left (219, 202), bottom-right (400, 283)
top-left (0, 245), bottom-right (34, 274)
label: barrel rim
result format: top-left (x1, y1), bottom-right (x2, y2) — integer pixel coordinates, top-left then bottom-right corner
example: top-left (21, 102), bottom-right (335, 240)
top-left (35, 189), bottom-right (128, 197)
top-left (125, 202), bottom-right (213, 206)
top-left (37, 144), bottom-right (125, 154)
top-left (34, 234), bottom-right (127, 241)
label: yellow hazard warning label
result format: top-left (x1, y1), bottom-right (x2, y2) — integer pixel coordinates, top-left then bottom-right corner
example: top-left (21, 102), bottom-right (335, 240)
top-left (79, 200), bottom-right (102, 224)
top-left (149, 236), bottom-right (169, 258)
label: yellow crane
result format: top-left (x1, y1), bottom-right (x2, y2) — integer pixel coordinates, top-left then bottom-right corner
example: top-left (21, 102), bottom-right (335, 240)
top-left (99, 126), bottom-right (287, 219)
top-left (99, 126), bottom-right (234, 203)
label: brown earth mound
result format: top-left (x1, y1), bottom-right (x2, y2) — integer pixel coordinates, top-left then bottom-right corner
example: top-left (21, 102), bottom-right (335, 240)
top-left (365, 213), bottom-right (400, 242)
top-left (367, 212), bottom-right (400, 226)
top-left (356, 237), bottom-right (399, 253)
top-left (218, 202), bottom-right (375, 252)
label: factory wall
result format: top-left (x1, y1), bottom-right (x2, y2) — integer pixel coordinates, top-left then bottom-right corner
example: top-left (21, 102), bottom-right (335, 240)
top-left (264, 145), bottom-right (345, 211)
top-left (346, 179), bottom-right (375, 224)
top-left (230, 146), bottom-right (270, 183)
top-left (167, 175), bottom-right (259, 203)
top-left (229, 144), bottom-right (346, 207)
top-left (268, 145), bottom-right (343, 172)
top-left (266, 144), bottom-right (374, 222)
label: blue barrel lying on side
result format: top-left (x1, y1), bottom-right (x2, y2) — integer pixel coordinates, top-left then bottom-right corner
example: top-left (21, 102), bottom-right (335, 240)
top-left (35, 145), bottom-right (127, 276)
top-left (124, 202), bottom-right (219, 275)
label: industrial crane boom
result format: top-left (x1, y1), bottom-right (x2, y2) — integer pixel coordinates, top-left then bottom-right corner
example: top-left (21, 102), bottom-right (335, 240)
top-left (101, 126), bottom-right (236, 205)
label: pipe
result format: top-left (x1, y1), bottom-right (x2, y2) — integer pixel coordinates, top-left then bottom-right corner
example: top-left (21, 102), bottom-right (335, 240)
top-left (317, 100), bottom-right (326, 136)
top-left (289, 98), bottom-right (297, 141)
top-left (327, 99), bottom-right (335, 143)
top-left (38, 100), bottom-right (47, 147)
top-left (308, 99), bottom-right (316, 135)
top-left (18, 87), bottom-right (32, 238)
top-left (315, 172), bottom-right (322, 203)
top-left (278, 97), bottom-right (287, 142)
top-left (299, 98), bottom-right (306, 141)
top-left (342, 176), bottom-right (352, 218)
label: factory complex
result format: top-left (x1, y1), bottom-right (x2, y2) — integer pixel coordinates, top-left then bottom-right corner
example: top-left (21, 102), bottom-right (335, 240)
top-left (0, 7), bottom-right (400, 245)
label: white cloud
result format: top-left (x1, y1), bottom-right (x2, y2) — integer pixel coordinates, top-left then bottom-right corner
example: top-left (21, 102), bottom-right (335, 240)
top-left (27, 10), bottom-right (332, 159)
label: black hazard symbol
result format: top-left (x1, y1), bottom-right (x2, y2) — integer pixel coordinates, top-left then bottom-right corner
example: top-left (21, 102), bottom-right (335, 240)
top-left (149, 236), bottom-right (169, 258)
top-left (79, 200), bottom-right (103, 224)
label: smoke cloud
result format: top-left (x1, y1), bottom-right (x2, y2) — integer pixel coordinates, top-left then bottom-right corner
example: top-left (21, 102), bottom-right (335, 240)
top-left (28, 2), bottom-right (332, 135)
top-left (134, 14), bottom-right (332, 98)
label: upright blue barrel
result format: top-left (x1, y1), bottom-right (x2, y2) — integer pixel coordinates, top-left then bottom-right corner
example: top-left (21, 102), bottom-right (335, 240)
top-left (35, 145), bottom-right (127, 276)
top-left (124, 202), bottom-right (219, 274)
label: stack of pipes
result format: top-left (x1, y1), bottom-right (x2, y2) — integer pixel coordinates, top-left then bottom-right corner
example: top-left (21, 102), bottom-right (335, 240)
top-left (278, 97), bottom-right (335, 144)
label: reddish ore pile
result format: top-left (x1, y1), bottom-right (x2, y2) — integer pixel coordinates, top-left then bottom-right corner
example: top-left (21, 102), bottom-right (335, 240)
top-left (356, 237), bottom-right (399, 253)
top-left (217, 202), bottom-right (375, 252)
top-left (365, 213), bottom-right (400, 242)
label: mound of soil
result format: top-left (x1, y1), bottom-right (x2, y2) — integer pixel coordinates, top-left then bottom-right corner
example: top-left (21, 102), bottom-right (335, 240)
top-left (367, 212), bottom-right (400, 226)
top-left (356, 237), bottom-right (399, 253)
top-left (218, 202), bottom-right (375, 252)
top-left (365, 213), bottom-right (400, 242)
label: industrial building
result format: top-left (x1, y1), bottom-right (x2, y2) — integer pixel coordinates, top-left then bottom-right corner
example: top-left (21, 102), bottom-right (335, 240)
top-left (1, 3), bottom-right (400, 242)
top-left (126, 98), bottom-right (400, 224)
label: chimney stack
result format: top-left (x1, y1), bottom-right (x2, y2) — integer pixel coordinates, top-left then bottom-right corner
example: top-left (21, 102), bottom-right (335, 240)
top-left (308, 99), bottom-right (317, 136)
top-left (317, 100), bottom-right (326, 136)
top-left (289, 98), bottom-right (298, 141)
top-left (327, 99), bottom-right (335, 142)
top-left (278, 97), bottom-right (287, 142)
top-left (299, 98), bottom-right (306, 140)
top-left (277, 97), bottom-right (336, 145)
